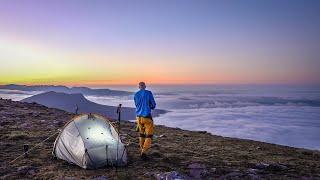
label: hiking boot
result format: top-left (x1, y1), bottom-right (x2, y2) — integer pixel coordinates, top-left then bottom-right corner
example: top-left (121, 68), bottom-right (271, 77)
top-left (140, 153), bottom-right (148, 160)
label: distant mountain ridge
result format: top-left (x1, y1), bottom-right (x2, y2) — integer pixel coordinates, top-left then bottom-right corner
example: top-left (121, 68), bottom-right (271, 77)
top-left (21, 91), bottom-right (166, 120)
top-left (0, 84), bottom-right (132, 96)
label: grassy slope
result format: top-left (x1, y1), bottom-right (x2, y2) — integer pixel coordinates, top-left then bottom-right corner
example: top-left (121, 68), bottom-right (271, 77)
top-left (0, 99), bottom-right (319, 179)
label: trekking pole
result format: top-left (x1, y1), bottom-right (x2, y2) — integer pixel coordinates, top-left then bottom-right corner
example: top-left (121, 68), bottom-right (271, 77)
top-left (116, 104), bottom-right (122, 167)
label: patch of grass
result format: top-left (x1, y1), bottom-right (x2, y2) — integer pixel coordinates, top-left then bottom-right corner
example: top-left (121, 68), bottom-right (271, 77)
top-left (116, 170), bottom-right (132, 180)
top-left (5, 131), bottom-right (31, 140)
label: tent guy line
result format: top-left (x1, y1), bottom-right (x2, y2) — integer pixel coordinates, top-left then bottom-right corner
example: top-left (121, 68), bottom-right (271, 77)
top-left (9, 130), bottom-right (61, 165)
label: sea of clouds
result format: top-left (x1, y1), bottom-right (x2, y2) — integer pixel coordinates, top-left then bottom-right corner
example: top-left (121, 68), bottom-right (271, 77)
top-left (155, 105), bottom-right (320, 150)
top-left (86, 86), bottom-right (320, 150)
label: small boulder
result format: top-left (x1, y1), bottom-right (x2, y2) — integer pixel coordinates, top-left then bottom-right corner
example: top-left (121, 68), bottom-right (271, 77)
top-left (246, 168), bottom-right (258, 174)
top-left (210, 167), bottom-right (217, 174)
top-left (267, 164), bottom-right (288, 171)
top-left (254, 162), bottom-right (269, 170)
top-left (17, 166), bottom-right (37, 175)
top-left (188, 163), bottom-right (206, 179)
top-left (20, 123), bottom-right (30, 129)
top-left (155, 171), bottom-right (188, 180)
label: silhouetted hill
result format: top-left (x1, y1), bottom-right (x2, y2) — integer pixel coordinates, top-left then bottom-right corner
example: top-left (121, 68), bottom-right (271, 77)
top-left (21, 91), bottom-right (166, 120)
top-left (0, 84), bottom-right (132, 96)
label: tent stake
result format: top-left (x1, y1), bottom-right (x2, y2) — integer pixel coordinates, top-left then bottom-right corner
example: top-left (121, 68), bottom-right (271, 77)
top-left (23, 144), bottom-right (29, 158)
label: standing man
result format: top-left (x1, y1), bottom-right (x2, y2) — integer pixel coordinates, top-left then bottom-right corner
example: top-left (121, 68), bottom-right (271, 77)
top-left (134, 82), bottom-right (156, 160)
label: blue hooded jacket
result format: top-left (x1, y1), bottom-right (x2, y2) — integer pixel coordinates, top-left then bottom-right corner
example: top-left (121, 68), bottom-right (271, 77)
top-left (134, 89), bottom-right (156, 117)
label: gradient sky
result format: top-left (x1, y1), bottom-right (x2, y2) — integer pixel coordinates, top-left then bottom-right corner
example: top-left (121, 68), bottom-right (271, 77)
top-left (0, 0), bottom-right (320, 85)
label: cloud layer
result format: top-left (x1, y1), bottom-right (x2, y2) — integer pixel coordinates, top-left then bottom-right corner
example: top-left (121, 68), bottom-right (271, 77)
top-left (155, 105), bottom-right (320, 150)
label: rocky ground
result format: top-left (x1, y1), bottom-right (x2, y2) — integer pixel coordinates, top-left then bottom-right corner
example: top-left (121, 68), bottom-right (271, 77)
top-left (0, 98), bottom-right (320, 179)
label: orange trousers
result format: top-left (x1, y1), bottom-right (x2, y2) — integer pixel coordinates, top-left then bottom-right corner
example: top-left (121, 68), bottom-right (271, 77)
top-left (136, 116), bottom-right (154, 154)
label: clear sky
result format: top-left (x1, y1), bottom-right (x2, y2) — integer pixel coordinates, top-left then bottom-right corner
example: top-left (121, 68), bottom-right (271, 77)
top-left (0, 0), bottom-right (319, 85)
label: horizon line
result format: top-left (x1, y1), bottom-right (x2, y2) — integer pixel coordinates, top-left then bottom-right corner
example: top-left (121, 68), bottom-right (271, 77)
top-left (1, 82), bottom-right (320, 87)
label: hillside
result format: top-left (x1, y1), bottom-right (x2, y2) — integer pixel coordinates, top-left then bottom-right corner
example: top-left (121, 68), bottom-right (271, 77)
top-left (21, 91), bottom-right (166, 120)
top-left (0, 98), bottom-right (320, 179)
top-left (0, 84), bottom-right (132, 96)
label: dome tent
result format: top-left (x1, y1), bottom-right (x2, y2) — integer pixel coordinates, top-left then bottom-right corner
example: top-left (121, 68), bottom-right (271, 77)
top-left (52, 114), bottom-right (127, 169)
